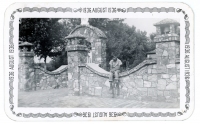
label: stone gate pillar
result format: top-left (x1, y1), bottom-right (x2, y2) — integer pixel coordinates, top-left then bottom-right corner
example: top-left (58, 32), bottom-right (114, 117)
top-left (18, 42), bottom-right (35, 91)
top-left (154, 19), bottom-right (180, 102)
top-left (66, 36), bottom-right (88, 95)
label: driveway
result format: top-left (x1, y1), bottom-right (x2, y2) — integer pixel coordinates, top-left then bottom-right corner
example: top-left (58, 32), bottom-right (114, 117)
top-left (18, 88), bottom-right (179, 108)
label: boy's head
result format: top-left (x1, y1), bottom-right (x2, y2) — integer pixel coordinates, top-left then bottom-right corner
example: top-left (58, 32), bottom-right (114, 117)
top-left (112, 53), bottom-right (118, 61)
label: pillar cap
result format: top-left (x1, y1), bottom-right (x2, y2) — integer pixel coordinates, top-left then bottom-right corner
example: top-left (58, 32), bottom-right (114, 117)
top-left (19, 41), bottom-right (33, 47)
top-left (154, 34), bottom-right (180, 42)
top-left (66, 45), bottom-right (88, 51)
top-left (154, 18), bottom-right (180, 26)
top-left (65, 34), bottom-right (87, 39)
top-left (19, 52), bottom-right (34, 57)
top-left (19, 41), bottom-right (34, 53)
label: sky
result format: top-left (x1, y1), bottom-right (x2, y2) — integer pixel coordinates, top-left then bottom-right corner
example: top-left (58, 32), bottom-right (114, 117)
top-left (34, 18), bottom-right (180, 63)
top-left (124, 18), bottom-right (180, 36)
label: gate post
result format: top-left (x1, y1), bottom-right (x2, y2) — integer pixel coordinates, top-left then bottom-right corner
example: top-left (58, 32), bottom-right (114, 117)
top-left (154, 19), bottom-right (180, 102)
top-left (18, 42), bottom-right (35, 91)
top-left (66, 36), bottom-right (88, 95)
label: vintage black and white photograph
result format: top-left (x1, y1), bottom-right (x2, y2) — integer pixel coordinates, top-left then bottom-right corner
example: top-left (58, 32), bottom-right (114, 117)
top-left (4, 2), bottom-right (194, 121)
top-left (18, 18), bottom-right (180, 108)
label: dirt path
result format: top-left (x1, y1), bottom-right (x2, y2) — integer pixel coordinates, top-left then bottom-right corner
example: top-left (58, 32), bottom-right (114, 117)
top-left (18, 88), bottom-right (179, 108)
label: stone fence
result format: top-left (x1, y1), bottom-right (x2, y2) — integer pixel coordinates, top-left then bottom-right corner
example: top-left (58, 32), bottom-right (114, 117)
top-left (32, 57), bottom-right (179, 103)
top-left (18, 54), bottom-right (179, 104)
top-left (34, 65), bottom-right (68, 90)
top-left (79, 59), bottom-right (180, 102)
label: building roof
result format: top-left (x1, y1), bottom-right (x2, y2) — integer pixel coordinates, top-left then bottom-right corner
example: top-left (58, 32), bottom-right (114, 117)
top-left (19, 41), bottom-right (33, 46)
top-left (154, 19), bottom-right (180, 26)
top-left (66, 25), bottom-right (107, 39)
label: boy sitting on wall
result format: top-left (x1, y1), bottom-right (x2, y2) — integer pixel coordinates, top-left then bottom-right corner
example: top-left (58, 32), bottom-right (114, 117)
top-left (109, 53), bottom-right (122, 93)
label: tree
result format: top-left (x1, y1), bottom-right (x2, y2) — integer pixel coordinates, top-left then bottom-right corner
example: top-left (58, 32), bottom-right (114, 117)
top-left (89, 18), bottom-right (156, 71)
top-left (150, 32), bottom-right (157, 41)
top-left (46, 49), bottom-right (68, 71)
top-left (19, 18), bottom-right (81, 69)
top-left (20, 18), bottom-right (62, 68)
top-left (20, 18), bottom-right (156, 71)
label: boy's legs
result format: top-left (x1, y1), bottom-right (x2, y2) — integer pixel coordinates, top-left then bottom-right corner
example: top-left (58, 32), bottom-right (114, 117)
top-left (109, 72), bottom-right (114, 90)
top-left (114, 70), bottom-right (120, 82)
top-left (114, 70), bottom-right (120, 96)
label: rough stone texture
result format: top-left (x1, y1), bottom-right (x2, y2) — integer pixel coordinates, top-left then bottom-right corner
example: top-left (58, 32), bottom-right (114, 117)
top-left (170, 75), bottom-right (177, 81)
top-left (167, 64), bottom-right (176, 68)
top-left (161, 74), bottom-right (170, 78)
top-left (148, 88), bottom-right (157, 96)
top-left (37, 54), bottom-right (179, 103)
top-left (144, 81), bottom-right (151, 87)
top-left (19, 50), bottom-right (179, 103)
top-left (148, 75), bottom-right (157, 82)
top-left (18, 52), bottom-right (35, 91)
top-left (78, 61), bottom-right (179, 102)
top-left (151, 69), bottom-right (157, 73)
top-left (79, 67), bottom-right (107, 96)
top-left (143, 75), bottom-right (148, 80)
top-left (89, 87), bottom-right (95, 95)
top-left (162, 50), bottom-right (168, 56)
top-left (34, 68), bottom-right (68, 90)
top-left (157, 90), bottom-right (164, 96)
top-left (151, 82), bottom-right (157, 87)
top-left (67, 25), bottom-right (107, 70)
top-left (135, 79), bottom-right (144, 87)
top-left (166, 82), bottom-right (177, 90)
top-left (164, 90), bottom-right (179, 103)
top-left (157, 64), bottom-right (168, 74)
top-left (67, 49), bottom-right (88, 95)
top-left (164, 90), bottom-right (179, 98)
top-left (157, 79), bottom-right (167, 90)
top-left (137, 88), bottom-right (148, 96)
top-left (94, 87), bottom-right (102, 96)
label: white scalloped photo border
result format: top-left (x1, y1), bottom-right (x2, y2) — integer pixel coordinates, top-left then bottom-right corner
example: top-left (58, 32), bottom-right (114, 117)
top-left (4, 2), bottom-right (194, 121)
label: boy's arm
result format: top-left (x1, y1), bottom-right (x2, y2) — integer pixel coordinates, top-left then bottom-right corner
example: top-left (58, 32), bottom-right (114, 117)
top-left (112, 60), bottom-right (122, 71)
top-left (112, 65), bottom-right (120, 71)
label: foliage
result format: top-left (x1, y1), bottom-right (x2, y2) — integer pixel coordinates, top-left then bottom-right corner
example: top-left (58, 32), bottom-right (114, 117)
top-left (19, 18), bottom-right (62, 68)
top-left (19, 18), bottom-right (156, 71)
top-left (89, 18), bottom-right (156, 71)
top-left (19, 18), bottom-right (80, 69)
top-left (47, 49), bottom-right (68, 71)
top-left (150, 32), bottom-right (157, 41)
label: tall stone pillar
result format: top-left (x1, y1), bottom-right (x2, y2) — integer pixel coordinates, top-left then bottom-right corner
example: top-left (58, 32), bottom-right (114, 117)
top-left (18, 42), bottom-right (35, 91)
top-left (66, 37), bottom-right (88, 95)
top-left (156, 40), bottom-right (179, 74)
top-left (154, 19), bottom-right (180, 102)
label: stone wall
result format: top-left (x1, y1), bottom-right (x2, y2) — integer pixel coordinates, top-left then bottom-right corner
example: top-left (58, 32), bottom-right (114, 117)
top-left (18, 42), bottom-right (179, 103)
top-left (34, 66), bottom-right (68, 90)
top-left (119, 63), bottom-right (180, 102)
top-left (79, 59), bottom-right (180, 103)
top-left (79, 66), bottom-right (108, 96)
